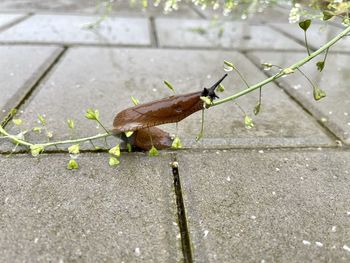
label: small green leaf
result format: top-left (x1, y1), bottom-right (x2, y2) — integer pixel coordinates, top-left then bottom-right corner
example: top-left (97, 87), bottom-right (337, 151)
top-left (254, 103), bottom-right (261, 115)
top-left (171, 136), bottom-right (182, 149)
top-left (131, 96), bottom-right (139, 106)
top-left (67, 159), bottom-right (79, 170)
top-left (299, 19), bottom-right (311, 31)
top-left (67, 119), bottom-right (75, 129)
top-left (200, 96), bottom-right (212, 106)
top-left (224, 60), bottom-right (235, 71)
top-left (323, 11), bottom-right (334, 21)
top-left (343, 18), bottom-right (350, 26)
top-left (125, 131), bottom-right (134, 138)
top-left (149, 146), bottom-right (159, 157)
top-left (38, 114), bottom-right (46, 126)
top-left (68, 144), bottom-right (80, 154)
top-left (313, 87), bottom-right (326, 101)
top-left (109, 156), bottom-right (120, 166)
top-left (127, 143), bottom-right (132, 152)
top-left (316, 61), bottom-right (325, 72)
top-left (30, 144), bottom-right (44, 157)
top-left (109, 144), bottom-right (120, 157)
top-left (217, 84), bottom-right (225, 92)
top-left (244, 115), bottom-right (254, 129)
top-left (164, 80), bottom-right (176, 94)
top-left (12, 118), bottom-right (23, 126)
top-left (85, 108), bottom-right (99, 120)
top-left (283, 68), bottom-right (294, 75)
top-left (32, 127), bottom-right (42, 133)
top-left (261, 63), bottom-right (273, 71)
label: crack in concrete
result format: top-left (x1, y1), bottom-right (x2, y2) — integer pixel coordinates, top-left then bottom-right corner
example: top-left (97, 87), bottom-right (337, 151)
top-left (171, 154), bottom-right (193, 263)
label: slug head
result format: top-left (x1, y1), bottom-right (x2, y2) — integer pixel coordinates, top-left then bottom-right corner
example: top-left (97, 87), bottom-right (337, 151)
top-left (201, 74), bottom-right (228, 100)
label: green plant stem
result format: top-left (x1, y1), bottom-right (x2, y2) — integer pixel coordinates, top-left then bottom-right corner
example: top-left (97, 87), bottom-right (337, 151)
top-left (323, 48), bottom-right (329, 64)
top-left (304, 30), bottom-right (311, 56)
top-left (95, 119), bottom-right (110, 134)
top-left (0, 125), bottom-right (111, 148)
top-left (296, 68), bottom-right (317, 89)
top-left (233, 67), bottom-right (250, 89)
top-left (211, 25), bottom-right (350, 107)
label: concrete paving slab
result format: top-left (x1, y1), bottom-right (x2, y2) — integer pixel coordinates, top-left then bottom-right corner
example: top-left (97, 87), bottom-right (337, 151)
top-left (0, 0), bottom-right (96, 13)
top-left (0, 45), bottom-right (63, 121)
top-left (248, 51), bottom-right (350, 144)
top-left (0, 48), bottom-right (333, 152)
top-left (270, 22), bottom-right (350, 52)
top-left (155, 18), bottom-right (304, 50)
top-left (0, 14), bottom-right (151, 45)
top-left (178, 149), bottom-right (350, 262)
top-left (109, 1), bottom-right (199, 18)
top-left (0, 153), bottom-right (181, 262)
top-left (0, 13), bottom-right (26, 29)
top-left (193, 5), bottom-right (290, 24)
top-left (0, 0), bottom-right (199, 17)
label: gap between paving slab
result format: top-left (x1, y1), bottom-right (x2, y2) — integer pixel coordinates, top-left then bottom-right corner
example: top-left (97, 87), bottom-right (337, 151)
top-left (0, 45), bottom-right (65, 122)
top-left (0, 13), bottom-right (30, 32)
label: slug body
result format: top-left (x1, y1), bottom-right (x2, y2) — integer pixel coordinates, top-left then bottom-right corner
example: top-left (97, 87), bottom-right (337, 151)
top-left (113, 74), bottom-right (227, 133)
top-left (127, 127), bottom-right (173, 151)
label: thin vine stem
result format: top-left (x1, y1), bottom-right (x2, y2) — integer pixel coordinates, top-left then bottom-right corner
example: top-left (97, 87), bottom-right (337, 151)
top-left (304, 30), bottom-right (311, 56)
top-left (0, 124), bottom-right (111, 148)
top-left (211, 25), bottom-right (350, 107)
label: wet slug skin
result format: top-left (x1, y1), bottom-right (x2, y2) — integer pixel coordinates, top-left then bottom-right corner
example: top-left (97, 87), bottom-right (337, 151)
top-left (113, 74), bottom-right (227, 133)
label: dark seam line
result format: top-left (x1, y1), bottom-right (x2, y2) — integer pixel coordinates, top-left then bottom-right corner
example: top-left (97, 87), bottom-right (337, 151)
top-left (1, 47), bottom-right (67, 128)
top-left (0, 145), bottom-right (348, 156)
top-left (186, 3), bottom-right (207, 19)
top-left (0, 13), bottom-right (32, 33)
top-left (149, 16), bottom-right (159, 48)
top-left (0, 41), bottom-right (316, 53)
top-left (244, 51), bottom-right (343, 144)
top-left (0, 143), bottom-right (345, 155)
top-left (172, 154), bottom-right (193, 263)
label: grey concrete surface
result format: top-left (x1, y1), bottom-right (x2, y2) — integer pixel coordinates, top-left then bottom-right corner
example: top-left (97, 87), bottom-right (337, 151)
top-left (0, 153), bottom-right (181, 262)
top-left (0, 0), bottom-right (96, 13)
top-left (0, 13), bottom-right (26, 29)
top-left (0, 14), bottom-right (151, 45)
top-left (0, 0), bottom-right (199, 18)
top-left (0, 5), bottom-right (349, 263)
top-left (195, 5), bottom-right (290, 24)
top-left (0, 45), bottom-right (63, 121)
top-left (178, 149), bottom-right (350, 262)
top-left (248, 51), bottom-right (350, 145)
top-left (270, 22), bottom-right (350, 52)
top-left (0, 48), bottom-right (334, 153)
top-left (155, 18), bottom-right (305, 50)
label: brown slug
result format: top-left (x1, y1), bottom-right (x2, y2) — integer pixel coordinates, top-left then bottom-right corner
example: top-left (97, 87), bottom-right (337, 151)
top-left (125, 126), bottom-right (173, 151)
top-left (113, 74), bottom-right (227, 133)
